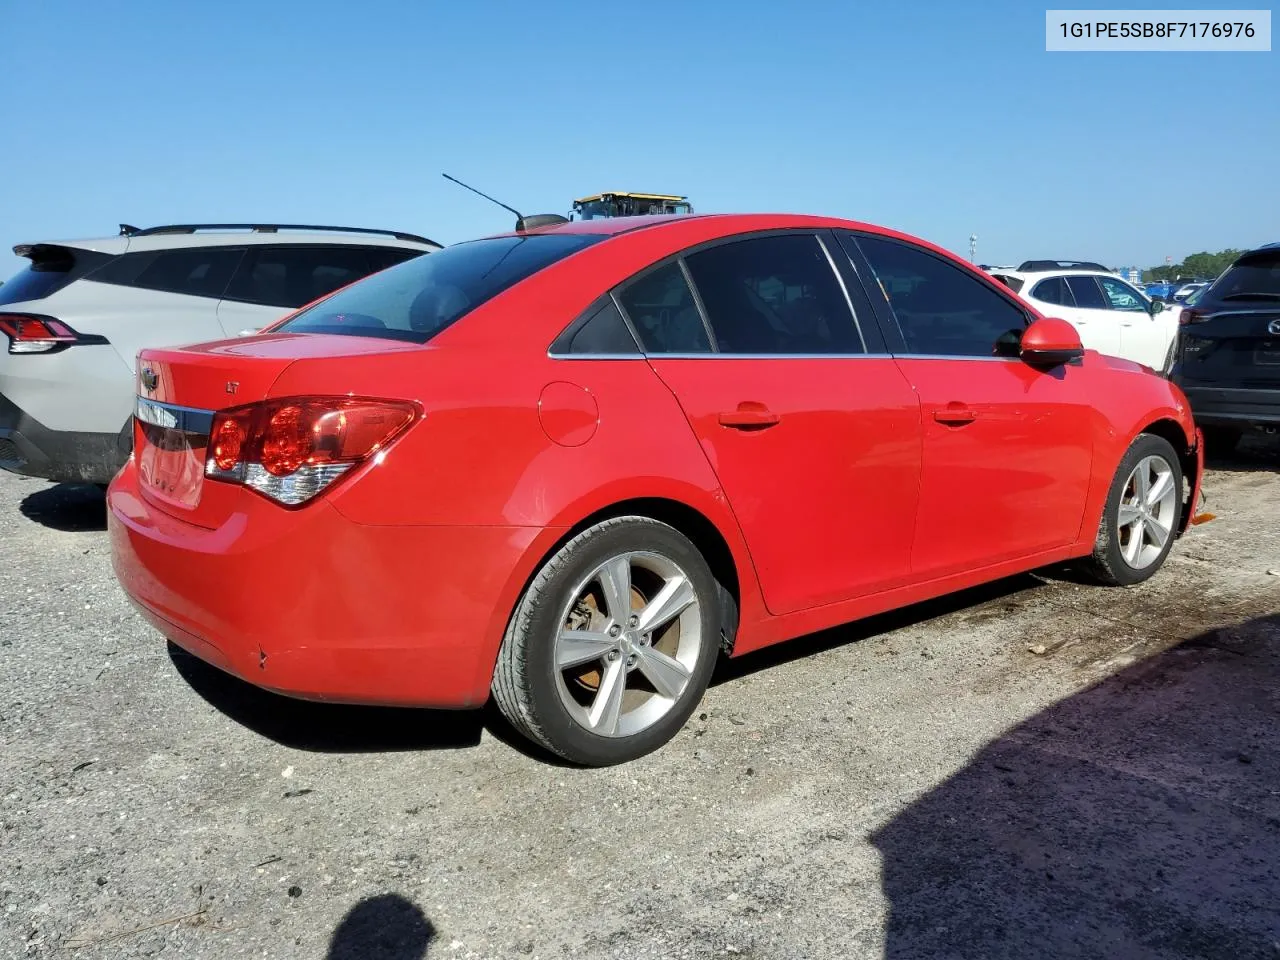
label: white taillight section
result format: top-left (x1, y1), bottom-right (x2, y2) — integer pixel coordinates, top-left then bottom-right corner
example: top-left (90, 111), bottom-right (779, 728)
top-left (243, 462), bottom-right (352, 506)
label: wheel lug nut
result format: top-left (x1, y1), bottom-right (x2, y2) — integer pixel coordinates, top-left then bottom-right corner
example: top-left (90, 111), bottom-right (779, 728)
top-left (607, 650), bottom-right (619, 661)
top-left (628, 615), bottom-right (639, 627)
top-left (608, 624), bottom-right (621, 637)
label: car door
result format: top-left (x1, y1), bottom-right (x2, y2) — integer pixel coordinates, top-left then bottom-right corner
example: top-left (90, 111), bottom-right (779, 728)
top-left (622, 231), bottom-right (923, 616)
top-left (1097, 275), bottom-right (1170, 368)
top-left (1052, 275), bottom-right (1124, 358)
top-left (842, 232), bottom-right (1094, 580)
top-left (215, 245), bottom-right (394, 337)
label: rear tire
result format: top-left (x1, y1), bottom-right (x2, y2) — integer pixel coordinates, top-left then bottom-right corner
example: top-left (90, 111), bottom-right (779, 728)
top-left (492, 517), bottom-right (721, 766)
top-left (1084, 434), bottom-right (1183, 587)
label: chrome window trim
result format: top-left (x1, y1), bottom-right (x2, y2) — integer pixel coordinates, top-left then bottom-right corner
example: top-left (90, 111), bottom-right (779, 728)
top-left (135, 397), bottom-right (215, 434)
top-left (815, 234), bottom-right (869, 353)
top-left (547, 351), bottom-right (1028, 362)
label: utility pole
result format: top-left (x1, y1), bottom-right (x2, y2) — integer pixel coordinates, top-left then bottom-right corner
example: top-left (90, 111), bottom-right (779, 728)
top-left (969, 234), bottom-right (978, 264)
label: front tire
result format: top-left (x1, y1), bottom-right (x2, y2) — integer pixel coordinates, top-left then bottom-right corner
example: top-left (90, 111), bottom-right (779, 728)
top-left (1084, 434), bottom-right (1183, 587)
top-left (492, 517), bottom-right (721, 766)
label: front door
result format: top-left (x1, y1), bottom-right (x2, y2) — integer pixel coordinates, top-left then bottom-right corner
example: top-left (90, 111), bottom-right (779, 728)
top-left (1097, 275), bottom-right (1170, 368)
top-left (847, 233), bottom-right (1094, 579)
top-left (615, 233), bottom-right (923, 616)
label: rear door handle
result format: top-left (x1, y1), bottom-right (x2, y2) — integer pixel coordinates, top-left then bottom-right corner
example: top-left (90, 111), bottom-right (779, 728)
top-left (934, 404), bottom-right (978, 425)
top-left (719, 405), bottom-right (780, 429)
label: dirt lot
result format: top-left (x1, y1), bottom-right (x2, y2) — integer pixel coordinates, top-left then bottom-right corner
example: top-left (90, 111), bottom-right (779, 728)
top-left (2, 436), bottom-right (1280, 960)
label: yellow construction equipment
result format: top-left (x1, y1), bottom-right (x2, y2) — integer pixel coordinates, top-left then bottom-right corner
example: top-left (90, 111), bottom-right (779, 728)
top-left (571, 192), bottom-right (693, 220)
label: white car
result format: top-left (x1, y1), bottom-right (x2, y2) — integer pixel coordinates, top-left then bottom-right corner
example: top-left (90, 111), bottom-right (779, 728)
top-left (0, 223), bottom-right (439, 485)
top-left (988, 268), bottom-right (1179, 371)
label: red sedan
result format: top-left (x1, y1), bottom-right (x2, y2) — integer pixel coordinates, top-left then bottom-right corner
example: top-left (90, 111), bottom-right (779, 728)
top-left (108, 214), bottom-right (1204, 766)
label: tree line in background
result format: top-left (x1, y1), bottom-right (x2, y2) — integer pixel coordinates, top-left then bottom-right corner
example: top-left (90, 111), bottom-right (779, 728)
top-left (1139, 249), bottom-right (1243, 283)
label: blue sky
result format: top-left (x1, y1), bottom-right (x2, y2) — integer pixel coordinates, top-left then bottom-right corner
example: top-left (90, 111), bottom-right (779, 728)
top-left (4, 0), bottom-right (1276, 277)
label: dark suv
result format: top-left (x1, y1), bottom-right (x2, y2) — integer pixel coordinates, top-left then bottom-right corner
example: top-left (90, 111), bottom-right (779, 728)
top-left (1169, 243), bottom-right (1280, 452)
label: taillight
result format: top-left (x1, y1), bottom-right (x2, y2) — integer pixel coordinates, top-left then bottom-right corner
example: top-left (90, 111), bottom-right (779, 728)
top-left (205, 397), bottom-right (418, 506)
top-left (0, 313), bottom-right (80, 354)
top-left (1179, 309), bottom-right (1206, 325)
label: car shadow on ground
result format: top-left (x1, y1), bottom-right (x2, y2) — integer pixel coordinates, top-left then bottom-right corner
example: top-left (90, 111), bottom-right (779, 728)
top-left (18, 482), bottom-right (106, 531)
top-left (326, 893), bottom-right (436, 960)
top-left (872, 613), bottom-right (1280, 959)
top-left (1206, 431), bottom-right (1280, 472)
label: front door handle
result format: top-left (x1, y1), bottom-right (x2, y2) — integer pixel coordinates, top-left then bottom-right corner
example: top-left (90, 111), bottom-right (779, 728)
top-left (934, 404), bottom-right (978, 425)
top-left (719, 404), bottom-right (780, 430)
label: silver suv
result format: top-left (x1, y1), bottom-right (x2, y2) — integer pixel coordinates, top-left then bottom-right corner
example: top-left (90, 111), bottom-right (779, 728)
top-left (0, 223), bottom-right (439, 485)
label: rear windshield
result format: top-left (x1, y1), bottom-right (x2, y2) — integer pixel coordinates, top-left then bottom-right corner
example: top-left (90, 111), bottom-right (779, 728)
top-left (0, 245), bottom-right (112, 306)
top-left (275, 233), bottom-right (603, 342)
top-left (1210, 252), bottom-right (1280, 301)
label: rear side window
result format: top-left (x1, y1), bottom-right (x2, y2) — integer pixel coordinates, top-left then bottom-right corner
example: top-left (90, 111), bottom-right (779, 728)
top-left (1031, 276), bottom-right (1071, 306)
top-left (276, 234), bottom-right (601, 343)
top-left (554, 298), bottom-right (640, 355)
top-left (92, 247), bottom-right (243, 299)
top-left (226, 246), bottom-right (386, 309)
top-left (853, 234), bottom-right (1028, 357)
top-left (616, 262), bottom-right (712, 354)
top-left (1211, 251), bottom-right (1280, 300)
top-left (683, 234), bottom-right (863, 354)
top-left (0, 246), bottom-right (113, 305)
top-left (1064, 276), bottom-right (1108, 309)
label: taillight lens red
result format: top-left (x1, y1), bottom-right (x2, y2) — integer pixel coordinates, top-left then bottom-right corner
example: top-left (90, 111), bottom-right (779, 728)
top-left (0, 314), bottom-right (79, 353)
top-left (205, 397), bottom-right (419, 505)
top-left (1179, 309), bottom-right (1205, 326)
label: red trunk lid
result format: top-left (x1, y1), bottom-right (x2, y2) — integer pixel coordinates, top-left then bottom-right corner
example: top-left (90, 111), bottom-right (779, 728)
top-left (132, 333), bottom-right (421, 528)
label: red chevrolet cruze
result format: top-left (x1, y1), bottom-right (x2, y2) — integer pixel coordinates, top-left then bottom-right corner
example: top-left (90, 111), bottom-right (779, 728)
top-left (109, 214), bottom-right (1204, 766)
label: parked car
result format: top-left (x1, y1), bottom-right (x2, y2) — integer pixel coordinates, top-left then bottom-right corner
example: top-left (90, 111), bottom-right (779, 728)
top-left (0, 223), bottom-right (438, 485)
top-left (1173, 281), bottom-right (1208, 302)
top-left (108, 214), bottom-right (1203, 766)
top-left (1170, 243), bottom-right (1280, 452)
top-left (988, 267), bottom-right (1178, 370)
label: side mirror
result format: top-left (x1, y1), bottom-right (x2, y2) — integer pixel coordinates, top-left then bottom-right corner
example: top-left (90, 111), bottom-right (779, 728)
top-left (1149, 299), bottom-right (1165, 315)
top-left (1021, 317), bottom-right (1084, 367)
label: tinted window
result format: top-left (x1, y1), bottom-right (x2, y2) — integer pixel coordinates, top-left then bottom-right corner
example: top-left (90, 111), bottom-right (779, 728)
top-left (277, 234), bottom-right (600, 343)
top-left (990, 273), bottom-right (1025, 293)
top-left (616, 262), bottom-right (712, 354)
top-left (367, 248), bottom-right (424, 272)
top-left (1032, 276), bottom-right (1071, 306)
top-left (0, 246), bottom-right (112, 305)
top-left (557, 298), bottom-right (640, 354)
top-left (1097, 276), bottom-right (1147, 311)
top-left (226, 246), bottom-right (379, 309)
top-left (1210, 251), bottom-right (1280, 300)
top-left (1065, 276), bottom-right (1108, 309)
top-left (92, 247), bottom-right (242, 299)
top-left (683, 234), bottom-right (862, 354)
top-left (856, 235), bottom-right (1027, 357)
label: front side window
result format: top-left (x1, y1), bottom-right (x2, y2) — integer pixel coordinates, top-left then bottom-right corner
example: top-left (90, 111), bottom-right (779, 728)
top-left (276, 234), bottom-right (601, 342)
top-left (1064, 276), bottom-right (1109, 310)
top-left (683, 234), bottom-right (863, 354)
top-left (1097, 276), bottom-right (1147, 311)
top-left (615, 261), bottom-right (712, 354)
top-left (853, 234), bottom-right (1027, 357)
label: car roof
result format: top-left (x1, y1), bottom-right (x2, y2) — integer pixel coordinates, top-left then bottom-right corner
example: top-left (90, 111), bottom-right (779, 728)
top-left (14, 225), bottom-right (438, 258)
top-left (990, 269), bottom-right (1134, 281)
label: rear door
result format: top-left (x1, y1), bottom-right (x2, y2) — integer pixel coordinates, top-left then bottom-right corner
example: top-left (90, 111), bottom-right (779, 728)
top-left (844, 233), bottom-right (1094, 580)
top-left (626, 231), bottom-right (922, 616)
top-left (215, 245), bottom-right (411, 337)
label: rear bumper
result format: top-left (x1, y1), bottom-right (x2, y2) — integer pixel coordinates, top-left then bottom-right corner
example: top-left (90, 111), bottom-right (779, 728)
top-left (108, 460), bottom-right (558, 708)
top-left (0, 392), bottom-right (130, 484)
top-left (1176, 384), bottom-right (1280, 427)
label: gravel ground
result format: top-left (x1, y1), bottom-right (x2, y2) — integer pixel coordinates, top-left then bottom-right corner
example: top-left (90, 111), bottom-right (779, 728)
top-left (2, 435), bottom-right (1280, 960)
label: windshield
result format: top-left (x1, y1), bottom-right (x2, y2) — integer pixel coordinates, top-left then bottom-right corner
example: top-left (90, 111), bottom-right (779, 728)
top-left (275, 234), bottom-right (602, 343)
top-left (1209, 253), bottom-right (1280, 301)
top-left (575, 200), bottom-right (615, 220)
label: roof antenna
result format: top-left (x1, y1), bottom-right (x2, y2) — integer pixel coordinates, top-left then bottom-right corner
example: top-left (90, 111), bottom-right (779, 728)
top-left (442, 174), bottom-right (567, 232)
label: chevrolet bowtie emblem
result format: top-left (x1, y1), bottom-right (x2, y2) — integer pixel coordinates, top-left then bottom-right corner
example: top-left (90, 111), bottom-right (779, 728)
top-left (140, 367), bottom-right (159, 392)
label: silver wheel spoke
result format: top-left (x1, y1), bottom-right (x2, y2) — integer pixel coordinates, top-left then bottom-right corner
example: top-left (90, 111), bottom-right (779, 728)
top-left (598, 557), bottom-right (633, 623)
top-left (1146, 471), bottom-right (1174, 507)
top-left (636, 647), bottom-right (692, 700)
top-left (1146, 516), bottom-right (1170, 549)
top-left (557, 630), bottom-right (615, 669)
top-left (1124, 518), bottom-right (1146, 565)
top-left (588, 658), bottom-right (627, 735)
top-left (1135, 464), bottom-right (1151, 501)
top-left (636, 575), bottom-right (696, 634)
top-left (1117, 502), bottom-right (1142, 527)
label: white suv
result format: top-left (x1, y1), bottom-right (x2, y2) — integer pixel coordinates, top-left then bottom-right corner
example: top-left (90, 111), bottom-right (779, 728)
top-left (988, 267), bottom-right (1180, 372)
top-left (0, 223), bottom-right (439, 485)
